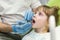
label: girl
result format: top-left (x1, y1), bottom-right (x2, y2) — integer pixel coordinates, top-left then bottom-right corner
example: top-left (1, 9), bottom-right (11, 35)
top-left (22, 5), bottom-right (59, 40)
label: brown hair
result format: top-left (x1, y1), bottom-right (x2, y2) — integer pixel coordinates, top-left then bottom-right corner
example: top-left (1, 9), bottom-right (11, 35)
top-left (36, 5), bottom-right (59, 26)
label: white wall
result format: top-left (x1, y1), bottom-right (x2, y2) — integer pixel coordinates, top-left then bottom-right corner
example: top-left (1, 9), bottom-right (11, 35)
top-left (40, 0), bottom-right (49, 5)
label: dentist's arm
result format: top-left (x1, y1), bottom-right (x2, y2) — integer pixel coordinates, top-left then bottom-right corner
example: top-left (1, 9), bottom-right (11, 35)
top-left (0, 21), bottom-right (32, 35)
top-left (0, 22), bottom-right (12, 32)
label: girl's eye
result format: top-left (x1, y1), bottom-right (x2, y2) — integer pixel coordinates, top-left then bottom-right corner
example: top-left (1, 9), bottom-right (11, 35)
top-left (39, 12), bottom-right (41, 15)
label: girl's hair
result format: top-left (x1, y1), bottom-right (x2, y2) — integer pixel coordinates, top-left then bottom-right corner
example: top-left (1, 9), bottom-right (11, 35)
top-left (36, 5), bottom-right (59, 26)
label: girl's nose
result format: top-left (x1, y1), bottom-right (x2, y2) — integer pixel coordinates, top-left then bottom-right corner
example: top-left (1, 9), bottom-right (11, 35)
top-left (33, 14), bottom-right (36, 18)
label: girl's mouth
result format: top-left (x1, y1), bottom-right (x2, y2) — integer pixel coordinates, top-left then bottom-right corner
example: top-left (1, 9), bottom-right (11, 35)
top-left (32, 19), bottom-right (35, 24)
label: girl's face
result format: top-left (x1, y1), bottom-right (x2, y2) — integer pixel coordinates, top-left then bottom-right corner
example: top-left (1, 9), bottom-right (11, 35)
top-left (32, 9), bottom-right (48, 29)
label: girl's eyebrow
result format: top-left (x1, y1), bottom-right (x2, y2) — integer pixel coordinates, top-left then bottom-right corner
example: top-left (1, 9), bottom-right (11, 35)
top-left (40, 11), bottom-right (46, 16)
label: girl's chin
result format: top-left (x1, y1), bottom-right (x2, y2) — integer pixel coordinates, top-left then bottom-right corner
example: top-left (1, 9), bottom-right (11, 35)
top-left (32, 26), bottom-right (35, 28)
top-left (32, 25), bottom-right (37, 28)
top-left (32, 26), bottom-right (38, 28)
top-left (32, 25), bottom-right (34, 27)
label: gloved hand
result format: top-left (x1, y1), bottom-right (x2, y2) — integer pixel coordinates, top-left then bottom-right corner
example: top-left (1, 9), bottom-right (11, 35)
top-left (16, 20), bottom-right (27, 25)
top-left (12, 21), bottom-right (32, 35)
top-left (24, 9), bottom-right (34, 21)
top-left (12, 9), bottom-right (34, 35)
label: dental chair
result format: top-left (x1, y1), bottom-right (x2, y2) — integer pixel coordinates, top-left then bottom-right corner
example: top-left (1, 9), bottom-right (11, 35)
top-left (49, 15), bottom-right (60, 40)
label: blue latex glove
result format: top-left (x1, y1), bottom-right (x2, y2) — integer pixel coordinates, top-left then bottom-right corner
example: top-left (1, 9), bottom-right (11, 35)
top-left (24, 9), bottom-right (34, 21)
top-left (12, 21), bottom-right (32, 35)
top-left (16, 20), bottom-right (27, 25)
top-left (16, 9), bottom-right (34, 24)
top-left (12, 9), bottom-right (34, 35)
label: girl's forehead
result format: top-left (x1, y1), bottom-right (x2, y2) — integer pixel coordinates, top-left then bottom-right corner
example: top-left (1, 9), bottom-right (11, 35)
top-left (38, 7), bottom-right (49, 11)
